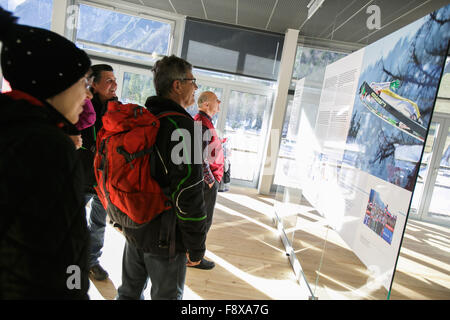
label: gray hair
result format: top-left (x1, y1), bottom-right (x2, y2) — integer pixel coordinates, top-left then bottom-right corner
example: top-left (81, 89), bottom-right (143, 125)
top-left (152, 55), bottom-right (192, 97)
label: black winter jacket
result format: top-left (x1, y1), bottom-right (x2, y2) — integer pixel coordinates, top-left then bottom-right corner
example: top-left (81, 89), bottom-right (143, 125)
top-left (120, 96), bottom-right (207, 262)
top-left (78, 93), bottom-right (110, 194)
top-left (0, 91), bottom-right (89, 299)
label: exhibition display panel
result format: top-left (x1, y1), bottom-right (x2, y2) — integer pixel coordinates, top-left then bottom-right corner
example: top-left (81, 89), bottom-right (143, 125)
top-left (274, 4), bottom-right (450, 299)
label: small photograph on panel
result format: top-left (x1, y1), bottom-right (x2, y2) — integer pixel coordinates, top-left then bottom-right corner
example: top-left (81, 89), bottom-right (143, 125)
top-left (363, 189), bottom-right (398, 244)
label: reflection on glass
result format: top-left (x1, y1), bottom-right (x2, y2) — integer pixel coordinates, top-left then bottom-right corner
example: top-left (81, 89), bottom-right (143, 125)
top-left (291, 46), bottom-right (347, 90)
top-left (121, 72), bottom-right (155, 105)
top-left (410, 123), bottom-right (440, 215)
top-left (434, 98), bottom-right (450, 114)
top-left (275, 69), bottom-right (326, 187)
top-left (224, 91), bottom-right (268, 181)
top-left (274, 98), bottom-right (295, 186)
top-left (428, 126), bottom-right (450, 220)
top-left (436, 57), bottom-right (450, 99)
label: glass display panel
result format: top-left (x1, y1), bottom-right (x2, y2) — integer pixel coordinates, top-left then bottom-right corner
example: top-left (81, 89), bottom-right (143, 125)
top-left (274, 68), bottom-right (326, 187)
top-left (291, 46), bottom-right (347, 90)
top-left (427, 126), bottom-right (450, 221)
top-left (410, 123), bottom-right (440, 217)
top-left (273, 4), bottom-right (450, 300)
top-left (437, 57), bottom-right (450, 99)
top-left (434, 98), bottom-right (450, 114)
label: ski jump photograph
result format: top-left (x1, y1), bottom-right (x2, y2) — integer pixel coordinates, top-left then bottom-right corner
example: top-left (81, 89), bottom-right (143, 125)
top-left (359, 80), bottom-right (427, 142)
top-left (343, 5), bottom-right (449, 191)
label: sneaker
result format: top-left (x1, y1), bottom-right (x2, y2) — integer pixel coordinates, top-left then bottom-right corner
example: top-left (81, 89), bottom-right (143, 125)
top-left (189, 258), bottom-right (215, 270)
top-left (90, 264), bottom-right (109, 281)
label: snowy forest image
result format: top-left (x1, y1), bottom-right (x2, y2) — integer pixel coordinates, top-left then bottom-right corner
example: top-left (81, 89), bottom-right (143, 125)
top-left (343, 5), bottom-right (450, 192)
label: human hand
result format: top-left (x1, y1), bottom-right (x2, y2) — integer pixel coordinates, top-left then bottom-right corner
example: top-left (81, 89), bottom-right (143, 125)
top-left (69, 134), bottom-right (82, 149)
top-left (208, 182), bottom-right (214, 189)
top-left (186, 253), bottom-right (201, 267)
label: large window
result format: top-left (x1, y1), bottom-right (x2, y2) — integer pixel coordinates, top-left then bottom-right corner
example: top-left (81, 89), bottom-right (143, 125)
top-left (0, 0), bottom-right (53, 29)
top-left (75, 3), bottom-right (172, 63)
top-left (121, 71), bottom-right (155, 105)
top-left (0, 0), bottom-right (53, 91)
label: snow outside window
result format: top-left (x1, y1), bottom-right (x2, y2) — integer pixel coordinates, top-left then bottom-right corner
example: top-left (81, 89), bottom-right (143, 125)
top-left (0, 0), bottom-right (53, 30)
top-left (75, 3), bottom-right (171, 63)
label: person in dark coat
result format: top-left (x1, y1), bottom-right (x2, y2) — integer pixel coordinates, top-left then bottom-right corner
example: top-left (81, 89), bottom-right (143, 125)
top-left (191, 91), bottom-right (224, 270)
top-left (116, 55), bottom-right (207, 300)
top-left (77, 64), bottom-right (117, 281)
top-left (0, 8), bottom-right (92, 299)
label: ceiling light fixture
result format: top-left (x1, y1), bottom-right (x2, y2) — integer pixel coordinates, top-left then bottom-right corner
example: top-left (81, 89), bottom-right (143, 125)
top-left (307, 0), bottom-right (325, 20)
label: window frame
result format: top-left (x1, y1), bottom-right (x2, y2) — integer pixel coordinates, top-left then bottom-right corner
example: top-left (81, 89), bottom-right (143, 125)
top-left (68, 0), bottom-right (182, 66)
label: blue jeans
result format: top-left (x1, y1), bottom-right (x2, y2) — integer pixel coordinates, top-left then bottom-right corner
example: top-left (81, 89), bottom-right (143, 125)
top-left (85, 193), bottom-right (107, 268)
top-left (116, 241), bottom-right (187, 300)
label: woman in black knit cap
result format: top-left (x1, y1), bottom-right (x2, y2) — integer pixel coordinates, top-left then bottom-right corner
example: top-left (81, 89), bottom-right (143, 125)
top-left (0, 8), bottom-right (92, 299)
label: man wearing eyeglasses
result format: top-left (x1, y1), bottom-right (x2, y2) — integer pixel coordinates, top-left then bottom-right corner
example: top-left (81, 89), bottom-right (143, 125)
top-left (115, 55), bottom-right (207, 300)
top-left (78, 64), bottom-right (118, 282)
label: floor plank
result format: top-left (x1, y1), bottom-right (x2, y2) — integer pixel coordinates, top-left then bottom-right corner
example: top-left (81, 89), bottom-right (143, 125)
top-left (88, 185), bottom-right (450, 300)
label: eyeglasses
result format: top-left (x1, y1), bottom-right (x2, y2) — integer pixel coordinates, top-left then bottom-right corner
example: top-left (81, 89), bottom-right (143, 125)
top-left (84, 76), bottom-right (94, 90)
top-left (178, 78), bottom-right (197, 85)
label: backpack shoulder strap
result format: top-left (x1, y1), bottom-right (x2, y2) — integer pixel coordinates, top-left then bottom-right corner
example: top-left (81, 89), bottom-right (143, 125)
top-left (156, 111), bottom-right (191, 120)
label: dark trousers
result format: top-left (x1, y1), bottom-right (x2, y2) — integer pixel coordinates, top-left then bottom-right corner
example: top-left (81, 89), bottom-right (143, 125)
top-left (203, 180), bottom-right (219, 233)
top-left (116, 241), bottom-right (187, 300)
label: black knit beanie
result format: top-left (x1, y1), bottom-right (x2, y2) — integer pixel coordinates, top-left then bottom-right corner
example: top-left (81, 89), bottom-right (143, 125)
top-left (0, 7), bottom-right (91, 100)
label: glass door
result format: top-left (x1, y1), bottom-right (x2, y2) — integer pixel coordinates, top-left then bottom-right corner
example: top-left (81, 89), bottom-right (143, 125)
top-left (411, 116), bottom-right (450, 226)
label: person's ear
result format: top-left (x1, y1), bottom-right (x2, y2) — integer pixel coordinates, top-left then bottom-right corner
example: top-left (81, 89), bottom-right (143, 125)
top-left (90, 81), bottom-right (98, 93)
top-left (172, 80), bottom-right (182, 94)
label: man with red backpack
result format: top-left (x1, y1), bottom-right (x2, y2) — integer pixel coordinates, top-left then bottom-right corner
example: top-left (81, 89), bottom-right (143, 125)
top-left (96, 55), bottom-right (207, 300)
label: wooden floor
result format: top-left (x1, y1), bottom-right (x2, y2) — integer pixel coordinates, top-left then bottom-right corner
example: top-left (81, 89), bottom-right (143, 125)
top-left (279, 195), bottom-right (450, 300)
top-left (87, 185), bottom-right (450, 300)
top-left (88, 185), bottom-right (308, 300)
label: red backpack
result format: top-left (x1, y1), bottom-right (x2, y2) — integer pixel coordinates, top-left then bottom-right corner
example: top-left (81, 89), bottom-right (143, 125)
top-left (94, 100), bottom-right (184, 229)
